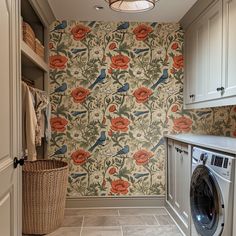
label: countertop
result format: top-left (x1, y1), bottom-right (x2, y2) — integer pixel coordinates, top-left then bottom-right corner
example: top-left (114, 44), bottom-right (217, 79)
top-left (165, 133), bottom-right (236, 155)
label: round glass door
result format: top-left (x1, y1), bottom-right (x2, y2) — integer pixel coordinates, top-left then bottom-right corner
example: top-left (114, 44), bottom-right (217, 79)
top-left (190, 165), bottom-right (224, 236)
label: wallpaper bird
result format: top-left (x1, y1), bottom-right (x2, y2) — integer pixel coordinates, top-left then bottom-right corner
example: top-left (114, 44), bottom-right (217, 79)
top-left (71, 111), bottom-right (87, 117)
top-left (133, 111), bottom-right (149, 117)
top-left (113, 145), bottom-right (130, 157)
top-left (115, 83), bottom-right (130, 94)
top-left (89, 131), bottom-right (106, 152)
top-left (134, 48), bottom-right (149, 54)
top-left (50, 145), bottom-right (67, 157)
top-left (114, 22), bottom-right (129, 32)
top-left (51, 20), bottom-right (67, 32)
top-left (151, 69), bottom-right (169, 90)
top-left (51, 83), bottom-right (67, 95)
top-left (89, 69), bottom-right (106, 89)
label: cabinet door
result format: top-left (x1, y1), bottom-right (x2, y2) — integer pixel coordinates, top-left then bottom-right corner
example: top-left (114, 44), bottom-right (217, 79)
top-left (185, 25), bottom-right (197, 104)
top-left (179, 144), bottom-right (191, 227)
top-left (174, 142), bottom-right (182, 213)
top-left (205, 0), bottom-right (223, 101)
top-left (222, 0), bottom-right (236, 98)
top-left (167, 140), bottom-right (175, 206)
top-left (185, 21), bottom-right (206, 104)
top-left (184, 0), bottom-right (223, 106)
top-left (194, 17), bottom-right (208, 103)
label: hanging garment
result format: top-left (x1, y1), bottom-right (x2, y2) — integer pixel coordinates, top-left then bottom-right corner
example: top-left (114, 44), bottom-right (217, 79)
top-left (29, 87), bottom-right (51, 146)
top-left (21, 81), bottom-right (37, 161)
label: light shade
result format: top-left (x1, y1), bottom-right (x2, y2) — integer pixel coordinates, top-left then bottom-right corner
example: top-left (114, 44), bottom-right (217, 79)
top-left (107, 0), bottom-right (157, 13)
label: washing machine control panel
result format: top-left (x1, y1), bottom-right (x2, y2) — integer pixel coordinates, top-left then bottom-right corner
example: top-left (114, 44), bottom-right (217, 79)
top-left (192, 147), bottom-right (234, 181)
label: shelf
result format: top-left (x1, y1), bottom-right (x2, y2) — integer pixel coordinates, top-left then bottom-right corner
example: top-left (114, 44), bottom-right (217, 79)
top-left (21, 40), bottom-right (48, 72)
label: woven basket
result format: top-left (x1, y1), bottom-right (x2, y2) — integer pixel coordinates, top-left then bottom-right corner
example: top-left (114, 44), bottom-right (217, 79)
top-left (22, 21), bottom-right (35, 51)
top-left (35, 39), bottom-right (45, 59)
top-left (22, 160), bottom-right (68, 235)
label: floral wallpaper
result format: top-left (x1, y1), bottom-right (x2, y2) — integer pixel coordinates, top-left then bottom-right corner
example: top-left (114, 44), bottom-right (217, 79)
top-left (49, 21), bottom-right (236, 197)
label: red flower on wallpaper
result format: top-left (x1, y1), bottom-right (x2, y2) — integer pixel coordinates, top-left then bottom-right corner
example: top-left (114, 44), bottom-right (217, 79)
top-left (109, 104), bottom-right (117, 112)
top-left (171, 104), bottom-right (179, 112)
top-left (71, 149), bottom-right (91, 165)
top-left (133, 149), bottom-right (154, 165)
top-left (109, 42), bottom-right (117, 50)
top-left (133, 24), bottom-right (153, 41)
top-left (110, 54), bottom-right (130, 70)
top-left (133, 87), bottom-right (153, 103)
top-left (71, 24), bottom-right (91, 41)
top-left (109, 167), bottom-right (117, 175)
top-left (111, 179), bottom-right (129, 195)
top-left (49, 55), bottom-right (68, 69)
top-left (50, 117), bottom-right (68, 132)
top-left (110, 117), bottom-right (130, 132)
top-left (71, 87), bottom-right (90, 103)
top-left (171, 43), bottom-right (179, 50)
top-left (173, 55), bottom-right (184, 69)
top-left (173, 116), bottom-right (193, 132)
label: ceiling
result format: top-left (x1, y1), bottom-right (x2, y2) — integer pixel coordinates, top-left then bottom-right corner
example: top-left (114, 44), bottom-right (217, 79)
top-left (48, 0), bottom-right (198, 23)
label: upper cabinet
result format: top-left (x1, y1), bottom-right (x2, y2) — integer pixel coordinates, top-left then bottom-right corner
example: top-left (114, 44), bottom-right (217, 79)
top-left (183, 0), bottom-right (236, 109)
top-left (222, 0), bottom-right (236, 98)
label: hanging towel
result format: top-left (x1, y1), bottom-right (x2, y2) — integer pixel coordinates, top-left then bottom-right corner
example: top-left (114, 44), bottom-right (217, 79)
top-left (21, 81), bottom-right (37, 161)
top-left (29, 87), bottom-right (51, 146)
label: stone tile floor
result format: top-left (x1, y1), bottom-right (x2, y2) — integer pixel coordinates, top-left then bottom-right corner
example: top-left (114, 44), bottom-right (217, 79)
top-left (45, 208), bottom-right (183, 236)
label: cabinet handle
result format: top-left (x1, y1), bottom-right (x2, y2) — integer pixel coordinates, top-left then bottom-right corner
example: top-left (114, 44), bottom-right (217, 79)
top-left (175, 147), bottom-right (183, 153)
top-left (189, 94), bottom-right (195, 98)
top-left (216, 87), bottom-right (224, 92)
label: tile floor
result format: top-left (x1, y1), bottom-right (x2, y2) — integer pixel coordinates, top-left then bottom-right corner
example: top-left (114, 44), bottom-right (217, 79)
top-left (45, 208), bottom-right (183, 236)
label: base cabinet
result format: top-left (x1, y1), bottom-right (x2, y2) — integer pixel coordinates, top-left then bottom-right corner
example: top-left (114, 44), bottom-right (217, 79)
top-left (166, 139), bottom-right (191, 235)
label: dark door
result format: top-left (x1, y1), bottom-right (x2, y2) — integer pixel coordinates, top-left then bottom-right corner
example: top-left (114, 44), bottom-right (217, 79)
top-left (190, 165), bottom-right (224, 236)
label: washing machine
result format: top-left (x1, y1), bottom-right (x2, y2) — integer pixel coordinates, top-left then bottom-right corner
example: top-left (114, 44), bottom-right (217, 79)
top-left (190, 147), bottom-right (234, 236)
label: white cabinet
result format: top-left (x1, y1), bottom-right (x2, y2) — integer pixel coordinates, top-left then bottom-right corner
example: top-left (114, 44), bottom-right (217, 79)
top-left (222, 0), bottom-right (236, 98)
top-left (166, 139), bottom-right (191, 235)
top-left (184, 0), bottom-right (236, 109)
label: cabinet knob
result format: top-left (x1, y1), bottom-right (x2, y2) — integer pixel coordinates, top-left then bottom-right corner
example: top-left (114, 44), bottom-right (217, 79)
top-left (189, 94), bottom-right (195, 98)
top-left (216, 87), bottom-right (224, 92)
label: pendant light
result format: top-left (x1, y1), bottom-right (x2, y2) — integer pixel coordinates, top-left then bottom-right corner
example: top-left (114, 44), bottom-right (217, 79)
top-left (106, 0), bottom-right (158, 13)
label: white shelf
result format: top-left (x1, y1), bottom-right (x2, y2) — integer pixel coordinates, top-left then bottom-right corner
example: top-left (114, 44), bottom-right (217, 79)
top-left (21, 40), bottom-right (48, 72)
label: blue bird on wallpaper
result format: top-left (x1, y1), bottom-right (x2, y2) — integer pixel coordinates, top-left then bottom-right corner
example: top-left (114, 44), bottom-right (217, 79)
top-left (88, 21), bottom-right (96, 28)
top-left (133, 111), bottom-right (149, 117)
top-left (151, 69), bottom-right (169, 90)
top-left (151, 138), bottom-right (165, 152)
top-left (114, 22), bottom-right (130, 32)
top-left (134, 173), bottom-right (149, 179)
top-left (71, 48), bottom-right (87, 54)
top-left (51, 83), bottom-right (67, 95)
top-left (113, 145), bottom-right (130, 157)
top-left (151, 22), bottom-right (158, 28)
top-left (50, 145), bottom-right (67, 157)
top-left (89, 131), bottom-right (106, 152)
top-left (71, 111), bottom-right (87, 117)
top-left (71, 173), bottom-right (87, 179)
top-left (88, 69), bottom-right (106, 89)
top-left (115, 83), bottom-right (130, 94)
top-left (51, 20), bottom-right (67, 32)
top-left (134, 48), bottom-right (149, 54)
top-left (196, 111), bottom-right (212, 117)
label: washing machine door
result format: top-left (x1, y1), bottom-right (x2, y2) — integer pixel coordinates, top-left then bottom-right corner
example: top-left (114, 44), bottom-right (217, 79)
top-left (190, 165), bottom-right (224, 236)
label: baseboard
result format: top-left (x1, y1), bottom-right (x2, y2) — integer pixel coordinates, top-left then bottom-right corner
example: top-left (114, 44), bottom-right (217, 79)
top-left (66, 195), bottom-right (165, 208)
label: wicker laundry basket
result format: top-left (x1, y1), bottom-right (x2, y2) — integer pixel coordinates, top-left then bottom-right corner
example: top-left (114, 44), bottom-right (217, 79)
top-left (22, 160), bottom-right (68, 235)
